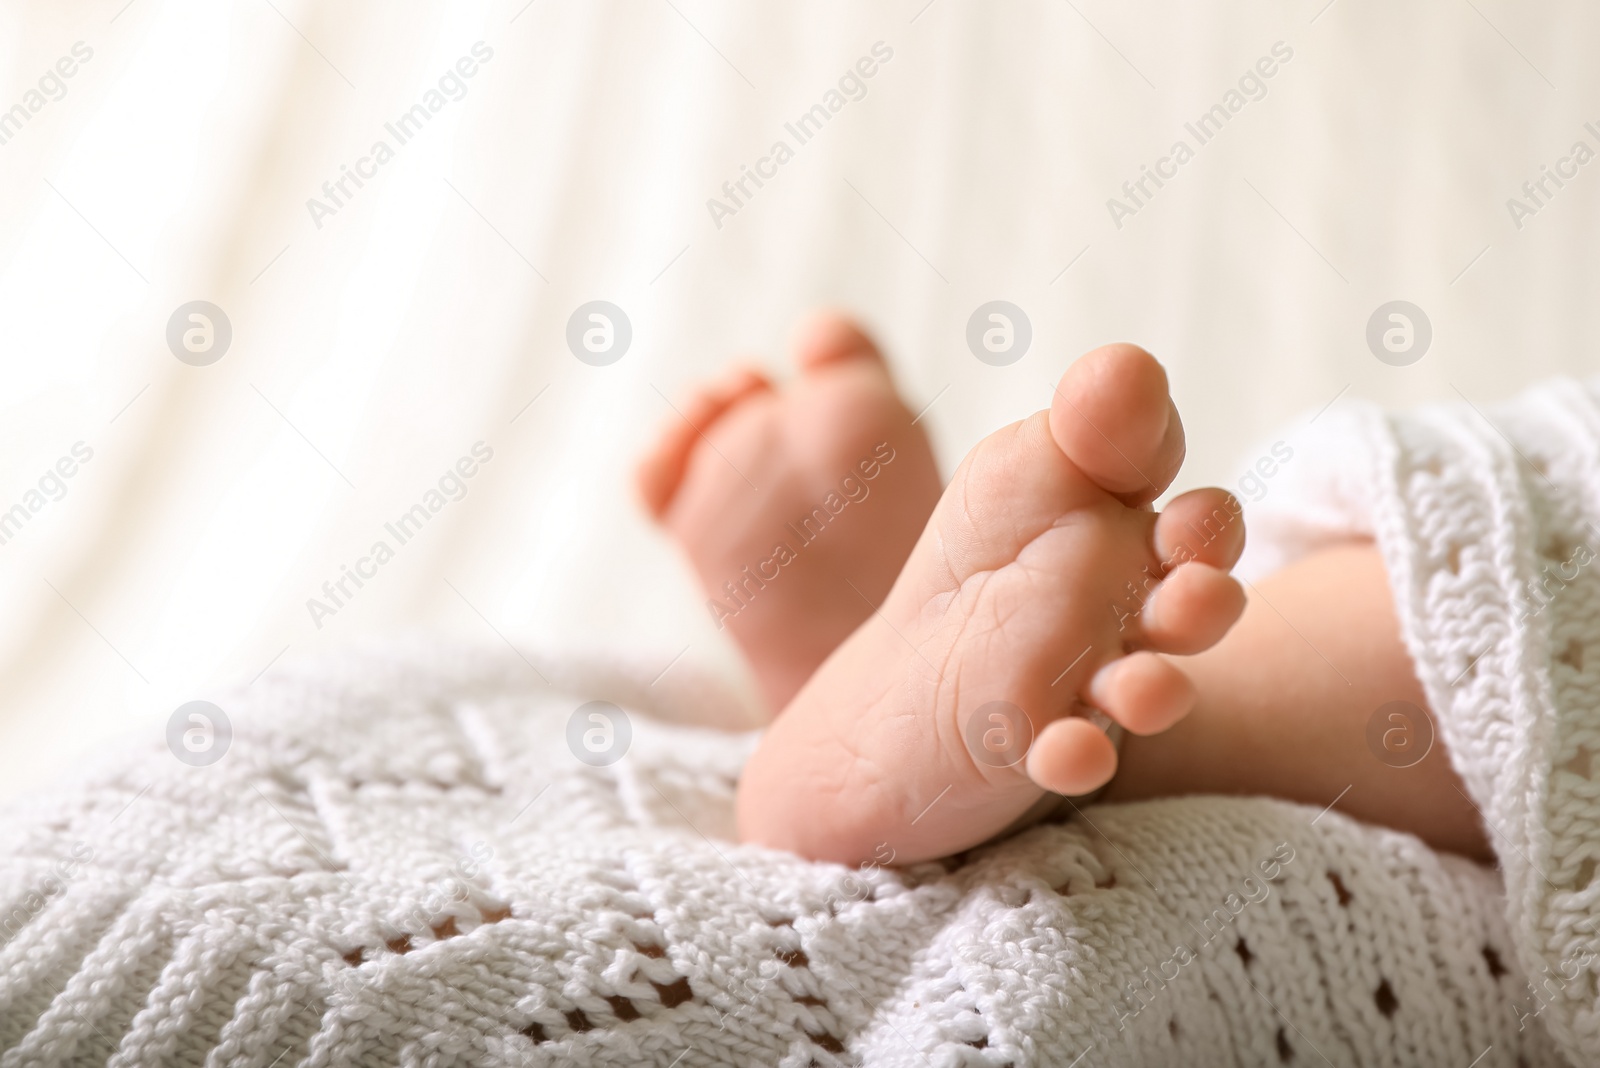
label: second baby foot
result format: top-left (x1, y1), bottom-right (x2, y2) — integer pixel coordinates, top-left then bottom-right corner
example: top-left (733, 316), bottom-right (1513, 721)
top-left (637, 313), bottom-right (942, 714)
top-left (737, 343), bottom-right (1248, 865)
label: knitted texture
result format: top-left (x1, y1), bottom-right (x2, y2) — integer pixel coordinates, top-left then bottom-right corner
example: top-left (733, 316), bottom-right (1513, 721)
top-left (2, 382), bottom-right (1595, 1066)
top-left (1244, 376), bottom-right (1600, 1062)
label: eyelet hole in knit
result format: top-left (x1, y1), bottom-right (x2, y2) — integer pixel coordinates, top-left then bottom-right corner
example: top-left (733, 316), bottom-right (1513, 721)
top-left (1483, 946), bottom-right (1507, 978)
top-left (1558, 743), bottom-right (1592, 777)
top-left (1556, 640), bottom-right (1585, 673)
top-left (1541, 534), bottom-right (1573, 562)
top-left (1276, 1027), bottom-right (1293, 1061)
top-left (521, 981), bottom-right (684, 1047)
top-left (809, 1030), bottom-right (847, 1054)
top-left (337, 905), bottom-right (760, 1052)
top-left (1561, 741), bottom-right (1587, 777)
top-left (652, 977), bottom-right (694, 1007)
top-left (1374, 978), bottom-right (1398, 1018)
top-left (1573, 857), bottom-right (1596, 889)
top-left (1327, 871), bottom-right (1352, 906)
top-left (1235, 938), bottom-right (1253, 968)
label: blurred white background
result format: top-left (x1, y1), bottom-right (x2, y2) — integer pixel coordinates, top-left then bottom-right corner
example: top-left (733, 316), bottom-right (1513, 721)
top-left (1, 0), bottom-right (1595, 801)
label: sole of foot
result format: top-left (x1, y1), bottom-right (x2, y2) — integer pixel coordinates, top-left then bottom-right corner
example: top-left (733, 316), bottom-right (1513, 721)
top-left (736, 343), bottom-right (1247, 865)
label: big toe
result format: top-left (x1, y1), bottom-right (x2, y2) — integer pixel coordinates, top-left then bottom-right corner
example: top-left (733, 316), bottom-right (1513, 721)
top-left (791, 311), bottom-right (886, 372)
top-left (1048, 343), bottom-right (1184, 505)
top-left (635, 365), bottom-right (771, 518)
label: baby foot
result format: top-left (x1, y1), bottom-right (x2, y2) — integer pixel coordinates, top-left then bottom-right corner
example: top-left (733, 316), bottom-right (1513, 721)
top-left (737, 344), bottom-right (1248, 865)
top-left (637, 313), bottom-right (942, 714)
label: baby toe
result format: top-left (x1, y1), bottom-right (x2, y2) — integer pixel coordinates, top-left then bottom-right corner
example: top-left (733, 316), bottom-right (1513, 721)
top-left (1154, 487), bottom-right (1245, 571)
top-left (1139, 562), bottom-right (1246, 654)
top-left (1087, 651), bottom-right (1196, 735)
top-left (1026, 715), bottom-right (1119, 796)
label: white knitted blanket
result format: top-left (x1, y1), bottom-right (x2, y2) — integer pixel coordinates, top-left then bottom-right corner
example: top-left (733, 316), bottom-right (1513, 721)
top-left (3, 381), bottom-right (1598, 1067)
